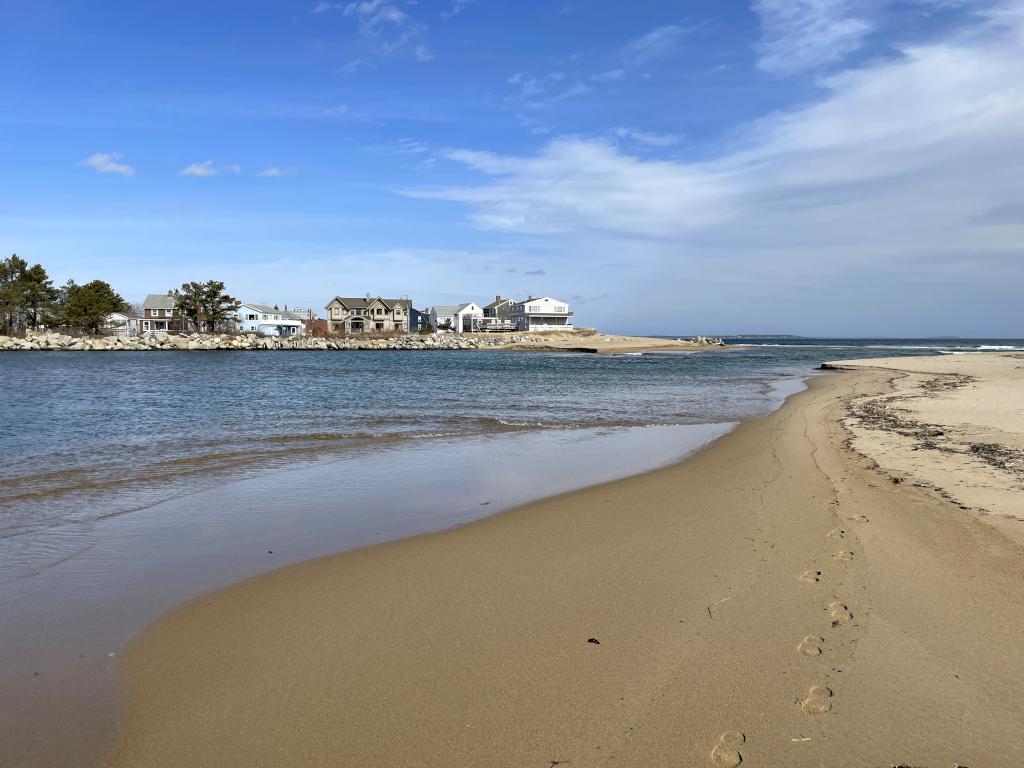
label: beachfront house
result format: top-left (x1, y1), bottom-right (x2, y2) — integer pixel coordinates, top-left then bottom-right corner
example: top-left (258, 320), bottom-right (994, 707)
top-left (481, 296), bottom-right (516, 332)
top-left (104, 311), bottom-right (140, 336)
top-left (141, 293), bottom-right (181, 333)
top-left (428, 305), bottom-right (459, 333)
top-left (325, 295), bottom-right (412, 334)
top-left (409, 307), bottom-right (431, 333)
top-left (452, 302), bottom-right (484, 333)
top-left (235, 303), bottom-right (306, 337)
top-left (510, 296), bottom-right (574, 332)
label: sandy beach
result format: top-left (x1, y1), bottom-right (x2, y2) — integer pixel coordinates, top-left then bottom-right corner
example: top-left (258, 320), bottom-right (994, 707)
top-left (103, 353), bottom-right (1024, 767)
top-left (499, 332), bottom-right (731, 354)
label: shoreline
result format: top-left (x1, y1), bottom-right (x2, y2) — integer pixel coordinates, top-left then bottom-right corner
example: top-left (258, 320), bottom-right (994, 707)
top-left (1, 422), bottom-right (739, 768)
top-left (102, 354), bottom-right (1024, 766)
top-left (0, 331), bottom-right (730, 353)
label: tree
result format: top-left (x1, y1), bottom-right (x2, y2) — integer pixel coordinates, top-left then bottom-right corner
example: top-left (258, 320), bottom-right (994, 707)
top-left (21, 263), bottom-right (59, 329)
top-left (0, 255), bottom-right (28, 333)
top-left (0, 254), bottom-right (58, 332)
top-left (419, 322), bottom-right (434, 335)
top-left (174, 280), bottom-right (237, 332)
top-left (57, 279), bottom-right (128, 334)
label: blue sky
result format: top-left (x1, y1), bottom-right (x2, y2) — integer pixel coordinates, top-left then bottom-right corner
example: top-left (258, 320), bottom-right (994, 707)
top-left (2, 0), bottom-right (1022, 335)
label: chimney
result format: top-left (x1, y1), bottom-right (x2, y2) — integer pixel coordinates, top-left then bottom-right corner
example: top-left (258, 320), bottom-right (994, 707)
top-left (167, 289), bottom-right (173, 296)
top-left (366, 292), bottom-right (371, 301)
top-left (495, 295), bottom-right (501, 302)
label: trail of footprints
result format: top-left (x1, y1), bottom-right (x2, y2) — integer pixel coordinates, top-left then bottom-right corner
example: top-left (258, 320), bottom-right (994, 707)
top-left (708, 519), bottom-right (867, 763)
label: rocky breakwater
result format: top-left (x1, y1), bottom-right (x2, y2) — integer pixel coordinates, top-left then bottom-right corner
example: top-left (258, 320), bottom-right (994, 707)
top-left (0, 330), bottom-right (536, 352)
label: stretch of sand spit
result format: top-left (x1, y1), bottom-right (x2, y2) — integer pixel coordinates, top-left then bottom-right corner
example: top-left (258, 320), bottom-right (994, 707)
top-left (105, 357), bottom-right (1024, 767)
top-left (499, 331), bottom-right (731, 354)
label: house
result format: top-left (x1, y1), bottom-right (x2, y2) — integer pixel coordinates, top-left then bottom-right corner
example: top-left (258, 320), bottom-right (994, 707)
top-left (452, 302), bottom-right (484, 333)
top-left (409, 307), bottom-right (431, 333)
top-left (325, 295), bottom-right (412, 333)
top-left (510, 296), bottom-right (574, 332)
top-left (480, 295), bottom-right (517, 332)
top-left (428, 305), bottom-right (459, 333)
top-left (140, 293), bottom-right (181, 333)
top-left (282, 307), bottom-right (317, 333)
top-left (104, 311), bottom-right (140, 336)
top-left (235, 303), bottom-right (306, 337)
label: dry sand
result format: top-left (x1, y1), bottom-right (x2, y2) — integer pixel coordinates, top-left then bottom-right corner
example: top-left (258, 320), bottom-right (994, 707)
top-left (104, 354), bottom-right (1024, 767)
top-left (500, 331), bottom-right (731, 354)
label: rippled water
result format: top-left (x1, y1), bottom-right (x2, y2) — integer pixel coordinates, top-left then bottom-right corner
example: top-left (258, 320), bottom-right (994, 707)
top-left (2, 339), bottom-right (1021, 539)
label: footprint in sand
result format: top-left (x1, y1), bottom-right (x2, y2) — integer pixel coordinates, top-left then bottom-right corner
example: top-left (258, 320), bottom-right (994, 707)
top-left (799, 685), bottom-right (833, 714)
top-left (799, 569), bottom-right (822, 584)
top-left (832, 550), bottom-right (854, 561)
top-left (852, 514), bottom-right (869, 523)
top-left (710, 731), bottom-right (745, 767)
top-left (797, 635), bottom-right (825, 656)
top-left (828, 601), bottom-right (853, 626)
top-left (827, 527), bottom-right (845, 540)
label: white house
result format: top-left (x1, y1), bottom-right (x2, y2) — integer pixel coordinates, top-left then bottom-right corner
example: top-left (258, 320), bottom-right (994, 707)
top-left (104, 311), bottom-right (140, 336)
top-left (236, 303), bottom-right (305, 337)
top-left (510, 296), bottom-right (574, 332)
top-left (429, 305), bottom-right (459, 333)
top-left (452, 302), bottom-right (484, 333)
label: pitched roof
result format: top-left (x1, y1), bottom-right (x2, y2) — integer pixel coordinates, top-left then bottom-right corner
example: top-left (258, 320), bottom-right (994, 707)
top-left (239, 303), bottom-right (281, 314)
top-left (431, 305), bottom-right (459, 315)
top-left (327, 296), bottom-right (412, 311)
top-left (142, 293), bottom-right (177, 310)
top-left (483, 297), bottom-right (515, 310)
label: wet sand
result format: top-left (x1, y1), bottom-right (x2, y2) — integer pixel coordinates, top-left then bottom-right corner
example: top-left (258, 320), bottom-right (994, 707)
top-left (105, 355), bottom-right (1024, 767)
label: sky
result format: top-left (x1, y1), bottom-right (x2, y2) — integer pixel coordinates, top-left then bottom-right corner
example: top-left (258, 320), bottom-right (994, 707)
top-left (1, 0), bottom-right (1022, 336)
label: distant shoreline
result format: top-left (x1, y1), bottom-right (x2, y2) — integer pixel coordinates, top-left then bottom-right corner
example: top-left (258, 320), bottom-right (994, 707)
top-left (0, 330), bottom-right (730, 353)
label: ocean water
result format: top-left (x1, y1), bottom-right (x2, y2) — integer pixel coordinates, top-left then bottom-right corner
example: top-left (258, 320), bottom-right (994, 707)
top-left (1, 338), bottom-right (1022, 768)
top-left (2, 338), bottom-right (1022, 540)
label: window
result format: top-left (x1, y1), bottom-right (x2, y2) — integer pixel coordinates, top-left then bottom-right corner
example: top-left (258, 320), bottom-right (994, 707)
top-left (143, 320), bottom-right (150, 330)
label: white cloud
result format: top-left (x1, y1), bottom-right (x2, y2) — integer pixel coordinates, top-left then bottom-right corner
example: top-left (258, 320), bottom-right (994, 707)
top-left (442, 0), bottom-right (475, 19)
top-left (754, 0), bottom-right (873, 75)
top-left (179, 160), bottom-right (218, 177)
top-left (613, 127), bottom-right (683, 147)
top-left (590, 68), bottom-right (624, 83)
top-left (79, 152), bottom-right (135, 176)
top-left (415, 45), bottom-right (434, 62)
top-left (406, 11), bottom-right (1024, 332)
top-left (618, 24), bottom-right (689, 68)
top-left (257, 167), bottom-right (297, 177)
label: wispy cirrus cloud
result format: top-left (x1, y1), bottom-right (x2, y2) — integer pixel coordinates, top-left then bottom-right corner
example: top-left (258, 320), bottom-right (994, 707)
top-left (613, 127), bottom-right (683, 147)
top-left (753, 0), bottom-right (873, 75)
top-left (442, 0), bottom-right (476, 19)
top-left (618, 24), bottom-right (691, 68)
top-left (179, 160), bottom-right (241, 178)
top-left (257, 167), bottom-right (297, 178)
top-left (79, 152), bottom-right (135, 176)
